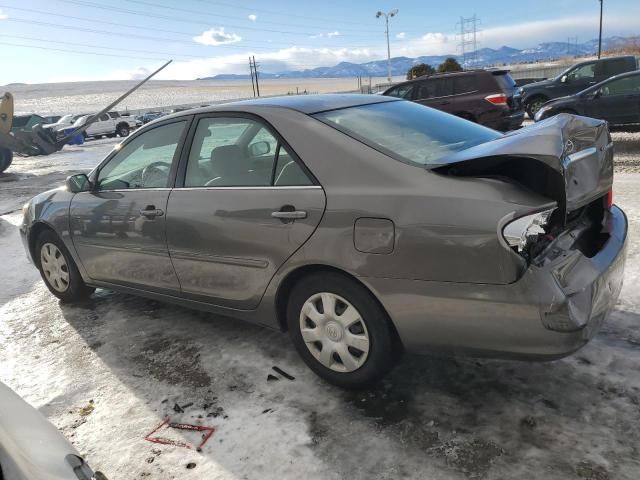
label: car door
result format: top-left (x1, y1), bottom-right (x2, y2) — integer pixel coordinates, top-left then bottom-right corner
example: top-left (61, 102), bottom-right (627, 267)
top-left (415, 78), bottom-right (454, 114)
top-left (69, 119), bottom-right (189, 293)
top-left (584, 75), bottom-right (640, 125)
top-left (563, 62), bottom-right (597, 96)
top-left (165, 114), bottom-right (326, 309)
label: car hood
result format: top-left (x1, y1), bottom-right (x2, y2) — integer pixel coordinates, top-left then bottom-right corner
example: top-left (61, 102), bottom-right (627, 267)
top-left (544, 95), bottom-right (577, 107)
top-left (0, 381), bottom-right (102, 479)
top-left (433, 113), bottom-right (613, 221)
top-left (522, 78), bottom-right (554, 91)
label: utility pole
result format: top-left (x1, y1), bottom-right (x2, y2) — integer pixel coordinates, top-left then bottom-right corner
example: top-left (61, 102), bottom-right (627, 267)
top-left (457, 14), bottom-right (480, 67)
top-left (376, 9), bottom-right (398, 83)
top-left (248, 56), bottom-right (260, 97)
top-left (249, 57), bottom-right (256, 97)
top-left (598, 0), bottom-right (603, 59)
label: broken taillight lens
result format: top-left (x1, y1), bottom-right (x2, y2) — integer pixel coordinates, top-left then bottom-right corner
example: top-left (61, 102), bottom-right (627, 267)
top-left (485, 94), bottom-right (508, 106)
top-left (503, 208), bottom-right (556, 253)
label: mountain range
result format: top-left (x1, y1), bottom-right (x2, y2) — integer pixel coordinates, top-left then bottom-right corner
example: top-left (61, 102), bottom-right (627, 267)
top-left (200, 36), bottom-right (637, 80)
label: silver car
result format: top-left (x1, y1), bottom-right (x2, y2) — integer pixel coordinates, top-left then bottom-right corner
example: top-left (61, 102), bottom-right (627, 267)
top-left (20, 95), bottom-right (627, 388)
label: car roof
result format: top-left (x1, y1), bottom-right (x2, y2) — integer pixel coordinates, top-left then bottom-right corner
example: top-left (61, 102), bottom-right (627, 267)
top-left (165, 94), bottom-right (400, 119)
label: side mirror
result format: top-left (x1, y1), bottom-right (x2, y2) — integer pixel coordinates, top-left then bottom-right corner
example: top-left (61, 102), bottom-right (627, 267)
top-left (249, 141), bottom-right (271, 156)
top-left (66, 173), bottom-right (92, 193)
top-left (560, 75), bottom-right (568, 83)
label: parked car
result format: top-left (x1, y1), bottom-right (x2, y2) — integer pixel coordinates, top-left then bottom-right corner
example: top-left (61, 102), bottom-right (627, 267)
top-left (71, 111), bottom-right (135, 139)
top-left (42, 115), bottom-right (61, 124)
top-left (141, 111), bottom-right (165, 124)
top-left (534, 70), bottom-right (640, 126)
top-left (521, 56), bottom-right (637, 118)
top-left (10, 114), bottom-right (47, 133)
top-left (21, 95), bottom-right (627, 389)
top-left (0, 381), bottom-right (106, 479)
top-left (381, 69), bottom-right (524, 131)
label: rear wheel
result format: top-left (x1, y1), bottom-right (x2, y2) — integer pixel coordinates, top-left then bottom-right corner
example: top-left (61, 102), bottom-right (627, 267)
top-left (525, 96), bottom-right (548, 118)
top-left (0, 147), bottom-right (12, 173)
top-left (287, 272), bottom-right (399, 389)
top-left (116, 124), bottom-right (130, 137)
top-left (36, 230), bottom-right (94, 303)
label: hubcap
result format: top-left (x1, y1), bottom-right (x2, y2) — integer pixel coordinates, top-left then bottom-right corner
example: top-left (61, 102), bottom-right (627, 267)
top-left (299, 292), bottom-right (370, 373)
top-left (40, 243), bottom-right (70, 293)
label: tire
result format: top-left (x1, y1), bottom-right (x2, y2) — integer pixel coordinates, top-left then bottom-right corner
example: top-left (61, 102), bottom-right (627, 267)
top-left (525, 96), bottom-right (548, 118)
top-left (35, 230), bottom-right (95, 303)
top-left (287, 272), bottom-right (399, 389)
top-left (0, 147), bottom-right (13, 174)
top-left (116, 124), bottom-right (130, 137)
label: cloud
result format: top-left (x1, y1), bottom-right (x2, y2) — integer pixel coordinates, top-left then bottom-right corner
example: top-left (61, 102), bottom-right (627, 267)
top-left (193, 27), bottom-right (241, 46)
top-left (396, 32), bottom-right (406, 40)
top-left (248, 14), bottom-right (257, 22)
top-left (0, 9), bottom-right (7, 20)
top-left (309, 31), bottom-right (341, 39)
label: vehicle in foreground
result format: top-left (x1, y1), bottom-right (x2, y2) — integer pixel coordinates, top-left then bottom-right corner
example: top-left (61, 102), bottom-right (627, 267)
top-left (382, 69), bottom-right (524, 131)
top-left (521, 55), bottom-right (637, 118)
top-left (0, 381), bottom-right (106, 479)
top-left (21, 95), bottom-right (627, 388)
top-left (534, 70), bottom-right (640, 126)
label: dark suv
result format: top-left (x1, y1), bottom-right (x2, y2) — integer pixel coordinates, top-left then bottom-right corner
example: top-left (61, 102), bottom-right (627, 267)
top-left (522, 56), bottom-right (637, 118)
top-left (382, 69), bottom-right (524, 131)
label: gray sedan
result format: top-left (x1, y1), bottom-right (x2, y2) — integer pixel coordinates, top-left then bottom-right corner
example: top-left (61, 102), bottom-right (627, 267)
top-left (20, 95), bottom-right (627, 388)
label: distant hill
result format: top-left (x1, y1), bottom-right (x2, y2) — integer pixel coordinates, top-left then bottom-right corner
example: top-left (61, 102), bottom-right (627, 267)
top-left (199, 36), bottom-right (637, 80)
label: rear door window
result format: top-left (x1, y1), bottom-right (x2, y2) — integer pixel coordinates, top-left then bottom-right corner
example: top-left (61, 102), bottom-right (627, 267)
top-left (453, 76), bottom-right (477, 94)
top-left (597, 58), bottom-right (629, 78)
top-left (416, 78), bottom-right (451, 99)
top-left (385, 84), bottom-right (415, 99)
top-left (601, 75), bottom-right (640, 96)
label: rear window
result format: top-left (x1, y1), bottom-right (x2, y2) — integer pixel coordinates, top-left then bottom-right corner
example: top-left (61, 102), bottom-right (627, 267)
top-left (314, 100), bottom-right (501, 167)
top-left (492, 72), bottom-right (517, 91)
top-left (11, 116), bottom-right (30, 128)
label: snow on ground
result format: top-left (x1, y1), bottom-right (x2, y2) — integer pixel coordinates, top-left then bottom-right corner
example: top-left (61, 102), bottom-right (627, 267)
top-left (1, 131), bottom-right (640, 479)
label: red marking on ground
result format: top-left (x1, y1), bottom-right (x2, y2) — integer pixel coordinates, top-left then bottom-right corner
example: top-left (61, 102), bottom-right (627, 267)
top-left (144, 418), bottom-right (216, 450)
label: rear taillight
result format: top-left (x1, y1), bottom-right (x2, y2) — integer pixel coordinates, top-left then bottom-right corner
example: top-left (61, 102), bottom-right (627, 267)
top-left (485, 93), bottom-right (508, 106)
top-left (605, 188), bottom-right (613, 209)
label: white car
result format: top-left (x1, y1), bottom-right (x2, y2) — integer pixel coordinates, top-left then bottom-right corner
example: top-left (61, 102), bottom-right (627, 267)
top-left (72, 111), bottom-right (136, 139)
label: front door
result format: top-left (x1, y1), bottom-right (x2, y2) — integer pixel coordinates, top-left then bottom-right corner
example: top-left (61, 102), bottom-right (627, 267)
top-left (561, 62), bottom-right (597, 96)
top-left (584, 75), bottom-right (640, 125)
top-left (70, 120), bottom-right (189, 293)
top-left (166, 115), bottom-right (326, 309)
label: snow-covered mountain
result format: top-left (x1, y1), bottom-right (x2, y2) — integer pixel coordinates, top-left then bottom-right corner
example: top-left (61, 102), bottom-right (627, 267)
top-left (202, 36), bottom-right (637, 80)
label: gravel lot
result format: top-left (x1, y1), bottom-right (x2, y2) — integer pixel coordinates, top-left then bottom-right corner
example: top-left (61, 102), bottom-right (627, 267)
top-left (1, 127), bottom-right (640, 480)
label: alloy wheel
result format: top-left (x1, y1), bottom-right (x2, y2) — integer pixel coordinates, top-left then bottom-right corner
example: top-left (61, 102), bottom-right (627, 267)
top-left (40, 242), bottom-right (70, 292)
top-left (299, 292), bottom-right (370, 373)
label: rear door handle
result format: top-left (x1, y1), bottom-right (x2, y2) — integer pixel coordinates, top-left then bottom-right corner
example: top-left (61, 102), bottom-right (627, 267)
top-left (271, 210), bottom-right (307, 219)
top-left (140, 207), bottom-right (164, 218)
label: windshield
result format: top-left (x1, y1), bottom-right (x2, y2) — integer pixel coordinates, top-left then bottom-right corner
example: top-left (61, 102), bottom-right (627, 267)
top-left (313, 100), bottom-right (502, 167)
top-left (58, 114), bottom-right (73, 124)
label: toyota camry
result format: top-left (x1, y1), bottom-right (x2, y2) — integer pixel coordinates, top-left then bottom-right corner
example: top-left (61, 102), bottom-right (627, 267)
top-left (20, 95), bottom-right (627, 388)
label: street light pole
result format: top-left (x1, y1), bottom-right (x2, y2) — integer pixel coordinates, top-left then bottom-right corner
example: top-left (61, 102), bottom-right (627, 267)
top-left (376, 9), bottom-right (398, 83)
top-left (598, 0), bottom-right (603, 59)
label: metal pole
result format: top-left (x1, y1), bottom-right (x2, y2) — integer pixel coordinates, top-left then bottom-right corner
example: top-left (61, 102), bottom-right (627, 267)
top-left (253, 56), bottom-right (260, 97)
top-left (385, 15), bottom-right (391, 83)
top-left (249, 57), bottom-right (256, 97)
top-left (598, 0), bottom-right (603, 59)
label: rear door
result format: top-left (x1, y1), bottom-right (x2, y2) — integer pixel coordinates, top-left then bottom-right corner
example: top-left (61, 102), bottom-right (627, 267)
top-left (414, 77), bottom-right (454, 113)
top-left (166, 114), bottom-right (326, 309)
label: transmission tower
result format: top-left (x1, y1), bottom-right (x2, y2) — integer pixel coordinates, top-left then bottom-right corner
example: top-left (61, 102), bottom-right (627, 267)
top-left (456, 14), bottom-right (480, 67)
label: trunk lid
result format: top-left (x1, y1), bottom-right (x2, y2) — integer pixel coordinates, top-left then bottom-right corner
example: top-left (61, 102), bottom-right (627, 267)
top-left (432, 113), bottom-right (613, 222)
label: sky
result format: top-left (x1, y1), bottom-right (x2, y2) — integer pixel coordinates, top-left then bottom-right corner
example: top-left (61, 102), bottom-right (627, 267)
top-left (0, 0), bottom-right (639, 84)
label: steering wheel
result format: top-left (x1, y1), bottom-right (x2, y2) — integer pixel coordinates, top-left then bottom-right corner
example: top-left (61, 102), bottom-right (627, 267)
top-left (141, 161), bottom-right (170, 187)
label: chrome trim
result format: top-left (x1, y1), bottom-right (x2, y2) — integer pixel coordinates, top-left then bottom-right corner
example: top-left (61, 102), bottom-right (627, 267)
top-left (170, 250), bottom-right (269, 268)
top-left (93, 188), bottom-right (172, 193)
top-left (174, 186), bottom-right (323, 191)
top-left (566, 147), bottom-right (597, 163)
top-left (74, 242), bottom-right (170, 257)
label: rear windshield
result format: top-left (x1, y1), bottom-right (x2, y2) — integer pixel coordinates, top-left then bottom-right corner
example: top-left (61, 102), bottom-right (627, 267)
top-left (313, 100), bottom-right (501, 167)
top-left (492, 72), bottom-right (517, 91)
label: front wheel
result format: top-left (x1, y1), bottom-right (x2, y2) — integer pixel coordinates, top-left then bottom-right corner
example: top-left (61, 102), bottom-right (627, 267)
top-left (0, 147), bottom-right (13, 173)
top-left (525, 97), bottom-right (548, 118)
top-left (36, 230), bottom-right (95, 303)
top-left (287, 272), bottom-right (400, 389)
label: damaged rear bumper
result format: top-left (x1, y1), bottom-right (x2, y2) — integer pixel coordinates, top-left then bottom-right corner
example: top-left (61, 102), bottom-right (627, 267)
top-left (362, 205), bottom-right (627, 360)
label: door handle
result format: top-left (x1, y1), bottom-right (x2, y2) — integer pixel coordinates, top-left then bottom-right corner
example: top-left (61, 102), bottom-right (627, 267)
top-left (139, 207), bottom-right (164, 218)
top-left (272, 210), bottom-right (307, 220)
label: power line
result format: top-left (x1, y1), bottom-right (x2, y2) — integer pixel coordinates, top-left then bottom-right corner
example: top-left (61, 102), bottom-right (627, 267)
top-left (0, 41), bottom-right (169, 61)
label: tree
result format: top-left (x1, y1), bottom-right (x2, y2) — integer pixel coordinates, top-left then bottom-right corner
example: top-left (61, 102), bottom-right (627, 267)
top-left (406, 63), bottom-right (436, 80)
top-left (437, 57), bottom-right (463, 73)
